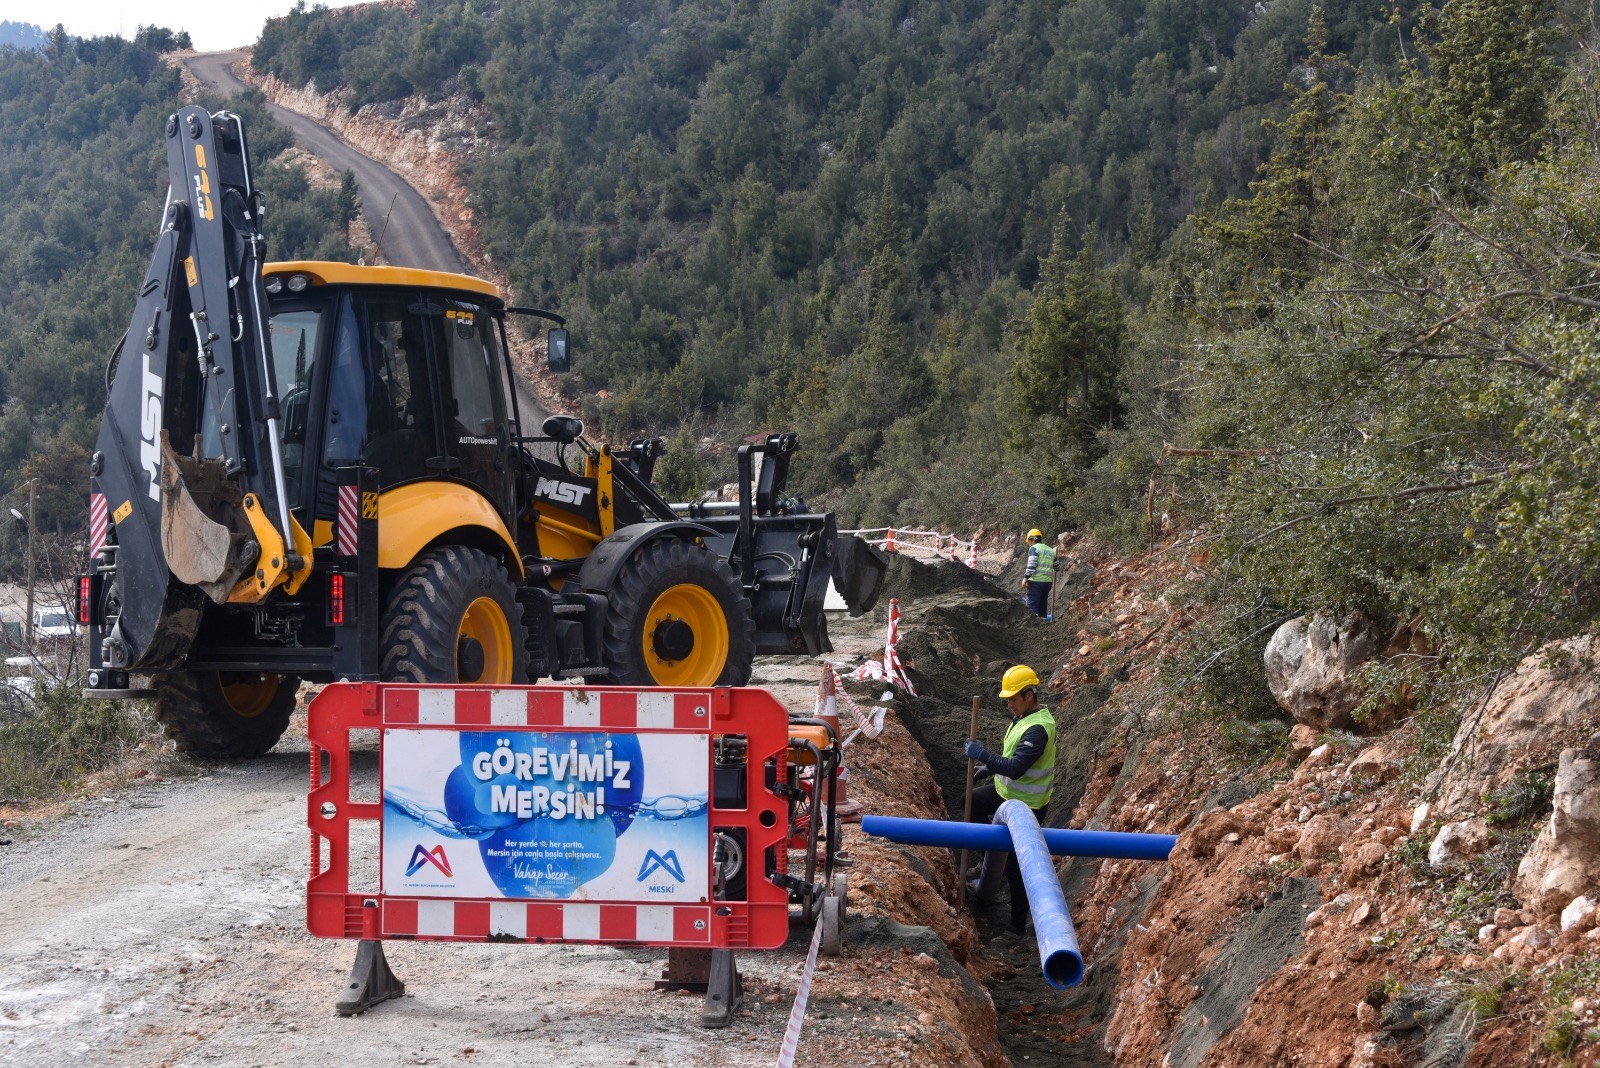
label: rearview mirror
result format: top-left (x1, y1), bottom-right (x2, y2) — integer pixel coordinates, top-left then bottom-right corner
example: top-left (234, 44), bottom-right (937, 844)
top-left (547, 328), bottom-right (570, 373)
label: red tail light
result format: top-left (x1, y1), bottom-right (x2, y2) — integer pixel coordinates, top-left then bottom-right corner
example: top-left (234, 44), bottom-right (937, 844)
top-left (78, 575), bottom-right (92, 624)
top-left (329, 573), bottom-right (346, 626)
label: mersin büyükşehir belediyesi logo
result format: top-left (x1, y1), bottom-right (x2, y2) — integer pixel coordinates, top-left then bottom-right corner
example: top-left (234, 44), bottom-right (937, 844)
top-left (407, 844), bottom-right (453, 878)
top-left (637, 849), bottom-right (685, 883)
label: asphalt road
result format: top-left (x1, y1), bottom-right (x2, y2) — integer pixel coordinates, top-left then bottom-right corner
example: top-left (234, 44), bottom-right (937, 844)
top-left (183, 50), bottom-right (468, 275)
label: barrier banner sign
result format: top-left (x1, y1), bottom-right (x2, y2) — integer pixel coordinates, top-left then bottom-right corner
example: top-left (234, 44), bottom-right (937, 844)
top-left (382, 729), bottom-right (709, 902)
top-left (308, 683), bottom-right (795, 950)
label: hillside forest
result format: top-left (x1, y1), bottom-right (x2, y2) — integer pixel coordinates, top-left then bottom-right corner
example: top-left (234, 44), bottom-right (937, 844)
top-left (2, 0), bottom-right (1599, 745)
top-left (0, 28), bottom-right (357, 589)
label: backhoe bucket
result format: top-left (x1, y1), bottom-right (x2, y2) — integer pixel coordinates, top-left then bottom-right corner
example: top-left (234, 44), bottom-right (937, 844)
top-left (160, 436), bottom-right (256, 604)
top-left (832, 535), bottom-right (887, 616)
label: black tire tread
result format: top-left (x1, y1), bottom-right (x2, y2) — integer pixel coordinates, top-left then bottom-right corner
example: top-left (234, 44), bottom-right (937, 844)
top-left (380, 546), bottom-right (528, 683)
top-left (152, 671), bottom-right (300, 759)
top-left (600, 538), bottom-right (755, 686)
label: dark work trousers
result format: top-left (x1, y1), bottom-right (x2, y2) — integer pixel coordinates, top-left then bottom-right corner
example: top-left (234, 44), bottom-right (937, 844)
top-left (970, 781), bottom-right (1049, 932)
top-left (1025, 581), bottom-right (1051, 617)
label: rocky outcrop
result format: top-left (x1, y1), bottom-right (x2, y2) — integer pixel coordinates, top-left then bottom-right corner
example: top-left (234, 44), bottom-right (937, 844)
top-left (1514, 748), bottom-right (1600, 919)
top-left (1264, 613), bottom-right (1378, 729)
top-left (1427, 636), bottom-right (1600, 818)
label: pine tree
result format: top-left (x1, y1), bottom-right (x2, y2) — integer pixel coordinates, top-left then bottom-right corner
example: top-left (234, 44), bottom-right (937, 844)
top-left (1422, 0), bottom-right (1559, 177)
top-left (1011, 220), bottom-right (1124, 484)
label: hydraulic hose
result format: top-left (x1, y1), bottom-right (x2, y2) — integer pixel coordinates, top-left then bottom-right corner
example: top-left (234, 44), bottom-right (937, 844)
top-left (859, 814), bottom-right (1176, 861)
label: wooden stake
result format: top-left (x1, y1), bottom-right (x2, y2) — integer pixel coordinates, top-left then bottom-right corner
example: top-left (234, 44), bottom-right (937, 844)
top-left (958, 694), bottom-right (980, 906)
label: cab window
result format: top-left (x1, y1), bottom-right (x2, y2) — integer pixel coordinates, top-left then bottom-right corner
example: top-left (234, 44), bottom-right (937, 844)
top-left (268, 307), bottom-right (323, 504)
top-left (441, 301), bottom-right (506, 442)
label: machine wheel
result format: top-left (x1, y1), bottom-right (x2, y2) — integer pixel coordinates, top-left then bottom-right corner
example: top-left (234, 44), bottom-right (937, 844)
top-left (600, 539), bottom-right (755, 687)
top-left (821, 894), bottom-right (844, 957)
top-left (380, 546), bottom-right (528, 683)
top-left (152, 671), bottom-right (301, 758)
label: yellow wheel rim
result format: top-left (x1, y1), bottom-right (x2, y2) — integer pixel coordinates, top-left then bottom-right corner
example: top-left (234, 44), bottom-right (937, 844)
top-left (644, 584), bottom-right (729, 686)
top-left (219, 674), bottom-right (282, 719)
top-left (459, 596), bottom-right (515, 683)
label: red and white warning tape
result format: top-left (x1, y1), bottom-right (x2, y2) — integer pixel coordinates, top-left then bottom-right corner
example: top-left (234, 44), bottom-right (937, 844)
top-left (841, 526), bottom-right (979, 568)
top-left (824, 662), bottom-right (888, 745)
top-left (774, 916), bottom-right (826, 1068)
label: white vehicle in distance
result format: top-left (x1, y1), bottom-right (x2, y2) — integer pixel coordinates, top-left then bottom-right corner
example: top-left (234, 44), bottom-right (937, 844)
top-left (31, 605), bottom-right (76, 639)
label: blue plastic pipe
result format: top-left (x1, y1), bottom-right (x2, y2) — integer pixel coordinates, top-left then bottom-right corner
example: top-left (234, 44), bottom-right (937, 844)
top-left (860, 814), bottom-right (1176, 861)
top-left (995, 800), bottom-right (1083, 988)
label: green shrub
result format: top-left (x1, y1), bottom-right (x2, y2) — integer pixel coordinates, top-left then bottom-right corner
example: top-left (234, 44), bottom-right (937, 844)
top-left (0, 676), bottom-right (156, 799)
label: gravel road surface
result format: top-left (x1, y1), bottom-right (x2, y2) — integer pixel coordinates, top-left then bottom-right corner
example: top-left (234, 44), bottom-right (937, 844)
top-left (0, 655), bottom-right (852, 1066)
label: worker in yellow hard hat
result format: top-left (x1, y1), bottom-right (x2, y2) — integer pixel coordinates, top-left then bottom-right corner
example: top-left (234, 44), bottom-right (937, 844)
top-left (963, 663), bottom-right (1057, 938)
top-left (1023, 529), bottom-right (1056, 621)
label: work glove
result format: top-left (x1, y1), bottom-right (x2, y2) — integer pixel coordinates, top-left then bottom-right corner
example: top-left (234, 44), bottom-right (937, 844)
top-left (963, 739), bottom-right (986, 761)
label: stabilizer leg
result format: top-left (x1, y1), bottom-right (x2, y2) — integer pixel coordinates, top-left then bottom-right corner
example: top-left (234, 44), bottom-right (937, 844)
top-left (701, 949), bottom-right (742, 1029)
top-left (335, 938), bottom-right (405, 1016)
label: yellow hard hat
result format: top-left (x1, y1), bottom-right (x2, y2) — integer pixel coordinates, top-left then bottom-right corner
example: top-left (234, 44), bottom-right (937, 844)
top-left (1027, 529), bottom-right (1043, 541)
top-left (998, 664), bottom-right (1041, 698)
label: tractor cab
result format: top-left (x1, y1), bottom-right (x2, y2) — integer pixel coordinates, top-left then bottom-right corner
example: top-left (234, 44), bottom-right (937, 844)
top-left (261, 262), bottom-right (525, 543)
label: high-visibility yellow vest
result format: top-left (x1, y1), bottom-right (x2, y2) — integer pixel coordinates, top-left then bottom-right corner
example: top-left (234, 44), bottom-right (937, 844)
top-left (995, 706), bottom-right (1055, 808)
top-left (1028, 543), bottom-right (1056, 583)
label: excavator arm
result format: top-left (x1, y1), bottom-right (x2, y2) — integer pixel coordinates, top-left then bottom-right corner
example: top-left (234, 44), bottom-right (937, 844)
top-left (89, 107), bottom-right (310, 672)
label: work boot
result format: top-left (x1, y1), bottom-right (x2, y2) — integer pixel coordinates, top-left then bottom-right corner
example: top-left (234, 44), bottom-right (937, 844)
top-left (968, 851), bottom-right (1008, 904)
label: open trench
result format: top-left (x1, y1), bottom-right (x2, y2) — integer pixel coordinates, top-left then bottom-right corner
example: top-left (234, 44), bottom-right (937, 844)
top-left (826, 552), bottom-right (1148, 1067)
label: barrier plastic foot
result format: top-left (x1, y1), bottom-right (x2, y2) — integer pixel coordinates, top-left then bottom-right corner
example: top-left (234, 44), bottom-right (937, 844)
top-left (701, 949), bottom-right (742, 1029)
top-left (335, 938), bottom-right (405, 1016)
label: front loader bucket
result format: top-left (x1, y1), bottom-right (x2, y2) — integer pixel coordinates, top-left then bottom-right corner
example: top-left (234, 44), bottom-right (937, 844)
top-left (832, 535), bottom-right (887, 616)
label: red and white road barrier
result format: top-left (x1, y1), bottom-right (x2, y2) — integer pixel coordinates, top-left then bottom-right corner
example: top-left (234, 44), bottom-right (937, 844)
top-left (774, 916), bottom-right (826, 1068)
top-left (842, 527), bottom-right (978, 568)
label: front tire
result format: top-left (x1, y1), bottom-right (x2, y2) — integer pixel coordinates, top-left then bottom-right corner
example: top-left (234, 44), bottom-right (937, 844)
top-left (601, 539), bottom-right (755, 687)
top-left (152, 671), bottom-right (301, 758)
top-left (380, 546), bottom-right (528, 683)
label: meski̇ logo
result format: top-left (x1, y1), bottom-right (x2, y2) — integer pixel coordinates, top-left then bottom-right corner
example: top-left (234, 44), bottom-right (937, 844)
top-left (406, 844), bottom-right (453, 878)
top-left (637, 849), bottom-right (685, 886)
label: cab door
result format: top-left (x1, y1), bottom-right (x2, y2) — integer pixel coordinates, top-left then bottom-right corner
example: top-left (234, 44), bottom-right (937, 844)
top-left (431, 297), bottom-right (516, 526)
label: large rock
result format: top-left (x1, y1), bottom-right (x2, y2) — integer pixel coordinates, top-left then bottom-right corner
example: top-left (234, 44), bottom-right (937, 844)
top-left (1264, 613), bottom-right (1378, 729)
top-left (1428, 818), bottom-right (1491, 869)
top-left (1429, 636), bottom-right (1600, 818)
top-left (1514, 749), bottom-right (1600, 919)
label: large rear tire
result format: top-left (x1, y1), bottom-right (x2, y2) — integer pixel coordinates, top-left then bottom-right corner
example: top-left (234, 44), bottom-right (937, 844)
top-left (380, 546), bottom-right (528, 683)
top-left (601, 539), bottom-right (755, 686)
top-left (152, 671), bottom-right (300, 758)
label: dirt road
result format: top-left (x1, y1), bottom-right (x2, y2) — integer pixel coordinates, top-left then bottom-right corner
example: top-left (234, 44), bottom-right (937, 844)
top-left (0, 648), bottom-right (865, 1066)
top-left (183, 50), bottom-right (468, 276)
